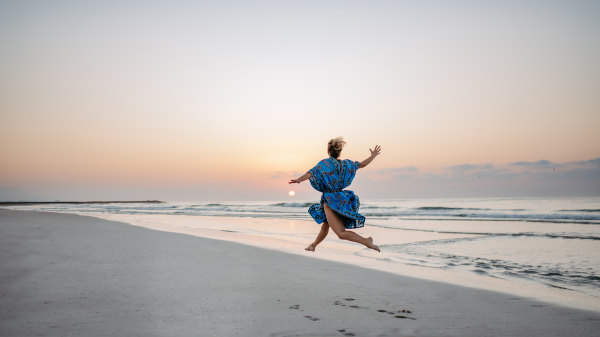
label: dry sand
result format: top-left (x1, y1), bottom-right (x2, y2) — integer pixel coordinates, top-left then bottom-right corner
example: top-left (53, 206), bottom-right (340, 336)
top-left (1, 209), bottom-right (599, 336)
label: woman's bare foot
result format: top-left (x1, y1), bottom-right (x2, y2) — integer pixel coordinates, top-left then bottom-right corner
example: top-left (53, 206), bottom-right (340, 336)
top-left (305, 243), bottom-right (316, 252)
top-left (366, 237), bottom-right (380, 252)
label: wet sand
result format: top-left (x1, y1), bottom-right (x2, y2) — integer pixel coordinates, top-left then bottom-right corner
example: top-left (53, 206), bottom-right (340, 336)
top-left (1, 209), bottom-right (599, 336)
top-left (84, 212), bottom-right (600, 312)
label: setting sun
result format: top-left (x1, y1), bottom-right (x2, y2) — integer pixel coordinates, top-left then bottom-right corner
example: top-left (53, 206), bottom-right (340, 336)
top-left (289, 191), bottom-right (295, 197)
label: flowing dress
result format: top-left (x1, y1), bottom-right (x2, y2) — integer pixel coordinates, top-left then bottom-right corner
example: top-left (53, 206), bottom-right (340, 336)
top-left (307, 157), bottom-right (365, 229)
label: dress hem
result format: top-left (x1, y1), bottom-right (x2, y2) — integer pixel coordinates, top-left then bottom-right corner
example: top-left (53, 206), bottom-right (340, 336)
top-left (309, 199), bottom-right (365, 230)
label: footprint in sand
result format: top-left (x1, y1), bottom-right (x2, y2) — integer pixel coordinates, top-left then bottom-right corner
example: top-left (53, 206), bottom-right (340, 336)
top-left (377, 309), bottom-right (395, 314)
top-left (376, 309), bottom-right (416, 319)
top-left (334, 300), bottom-right (367, 309)
top-left (289, 305), bottom-right (299, 309)
top-left (337, 329), bottom-right (355, 336)
top-left (304, 315), bottom-right (320, 321)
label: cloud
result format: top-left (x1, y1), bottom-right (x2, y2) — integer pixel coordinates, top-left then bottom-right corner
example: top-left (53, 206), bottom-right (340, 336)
top-left (376, 166), bottom-right (418, 174)
top-left (532, 167), bottom-right (600, 181)
top-left (469, 170), bottom-right (518, 180)
top-left (444, 163), bottom-right (493, 173)
top-left (570, 158), bottom-right (600, 168)
top-left (396, 169), bottom-right (517, 183)
top-left (360, 160), bottom-right (600, 198)
top-left (509, 160), bottom-right (565, 169)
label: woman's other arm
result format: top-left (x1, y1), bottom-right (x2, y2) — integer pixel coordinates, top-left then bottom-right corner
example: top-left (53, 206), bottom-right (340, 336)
top-left (289, 172), bottom-right (312, 184)
top-left (359, 145), bottom-right (381, 169)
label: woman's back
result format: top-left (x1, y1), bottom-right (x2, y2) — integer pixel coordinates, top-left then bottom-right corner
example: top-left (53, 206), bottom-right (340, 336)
top-left (308, 158), bottom-right (361, 193)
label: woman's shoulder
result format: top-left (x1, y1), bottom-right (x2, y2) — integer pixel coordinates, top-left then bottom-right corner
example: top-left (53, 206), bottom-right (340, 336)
top-left (315, 158), bottom-right (357, 166)
top-left (341, 159), bottom-right (361, 169)
top-left (312, 158), bottom-right (332, 169)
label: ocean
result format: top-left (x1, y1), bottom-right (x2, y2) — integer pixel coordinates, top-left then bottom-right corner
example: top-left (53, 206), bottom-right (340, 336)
top-left (7, 197), bottom-right (600, 299)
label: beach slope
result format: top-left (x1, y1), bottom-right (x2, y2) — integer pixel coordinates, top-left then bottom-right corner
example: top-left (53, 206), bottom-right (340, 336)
top-left (1, 209), bottom-right (599, 336)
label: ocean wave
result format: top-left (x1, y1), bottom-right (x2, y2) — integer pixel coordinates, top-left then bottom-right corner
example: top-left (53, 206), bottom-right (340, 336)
top-left (360, 211), bottom-right (600, 221)
top-left (69, 206), bottom-right (180, 212)
top-left (7, 198), bottom-right (600, 224)
top-left (270, 202), bottom-right (316, 207)
top-left (415, 207), bottom-right (490, 211)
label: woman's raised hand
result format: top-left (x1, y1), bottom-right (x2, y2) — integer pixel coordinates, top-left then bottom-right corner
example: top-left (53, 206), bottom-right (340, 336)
top-left (370, 145), bottom-right (381, 156)
top-left (289, 179), bottom-right (300, 184)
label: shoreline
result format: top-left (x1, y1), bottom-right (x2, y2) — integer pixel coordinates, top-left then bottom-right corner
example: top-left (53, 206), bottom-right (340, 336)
top-left (1, 208), bottom-right (599, 336)
top-left (10, 208), bottom-right (600, 313)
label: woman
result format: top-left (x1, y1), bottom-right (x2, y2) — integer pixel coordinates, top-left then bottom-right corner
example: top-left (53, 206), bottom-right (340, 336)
top-left (289, 137), bottom-right (381, 253)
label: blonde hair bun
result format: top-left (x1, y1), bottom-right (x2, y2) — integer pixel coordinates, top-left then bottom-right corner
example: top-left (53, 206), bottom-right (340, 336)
top-left (328, 137), bottom-right (346, 159)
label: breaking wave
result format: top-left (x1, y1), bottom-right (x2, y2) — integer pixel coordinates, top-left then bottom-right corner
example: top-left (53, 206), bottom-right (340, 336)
top-left (270, 202), bottom-right (317, 208)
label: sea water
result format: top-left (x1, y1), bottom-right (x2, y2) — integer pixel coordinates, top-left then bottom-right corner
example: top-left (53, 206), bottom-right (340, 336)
top-left (7, 197), bottom-right (600, 298)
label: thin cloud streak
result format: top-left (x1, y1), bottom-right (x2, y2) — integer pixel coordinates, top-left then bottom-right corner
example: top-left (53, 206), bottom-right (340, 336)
top-left (353, 157), bottom-right (600, 198)
top-left (444, 163), bottom-right (494, 173)
top-left (509, 160), bottom-right (566, 169)
top-left (570, 158), bottom-right (600, 168)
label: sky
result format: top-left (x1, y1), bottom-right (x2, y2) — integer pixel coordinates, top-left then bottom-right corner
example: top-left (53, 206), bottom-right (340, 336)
top-left (1, 0), bottom-right (599, 201)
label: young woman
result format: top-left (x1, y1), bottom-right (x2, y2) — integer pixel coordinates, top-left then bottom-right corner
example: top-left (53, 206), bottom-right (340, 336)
top-left (289, 137), bottom-right (381, 252)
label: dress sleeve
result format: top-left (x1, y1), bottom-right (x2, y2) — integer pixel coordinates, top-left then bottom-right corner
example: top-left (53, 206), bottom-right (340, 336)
top-left (354, 160), bottom-right (362, 170)
top-left (308, 165), bottom-right (318, 178)
top-left (308, 161), bottom-right (323, 183)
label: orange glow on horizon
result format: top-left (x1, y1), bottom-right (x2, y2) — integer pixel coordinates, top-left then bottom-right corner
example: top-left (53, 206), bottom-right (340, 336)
top-left (1, 1), bottom-right (599, 200)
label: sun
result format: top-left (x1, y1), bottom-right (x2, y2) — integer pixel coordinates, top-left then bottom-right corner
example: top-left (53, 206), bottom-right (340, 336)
top-left (289, 191), bottom-right (295, 197)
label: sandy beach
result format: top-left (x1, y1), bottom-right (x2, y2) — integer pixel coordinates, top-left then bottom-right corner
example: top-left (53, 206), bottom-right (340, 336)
top-left (2, 0), bottom-right (599, 335)
top-left (1, 209), bottom-right (600, 336)
top-left (78, 210), bottom-right (600, 312)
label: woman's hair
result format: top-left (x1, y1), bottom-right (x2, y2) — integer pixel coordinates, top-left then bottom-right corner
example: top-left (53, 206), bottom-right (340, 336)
top-left (327, 137), bottom-right (346, 159)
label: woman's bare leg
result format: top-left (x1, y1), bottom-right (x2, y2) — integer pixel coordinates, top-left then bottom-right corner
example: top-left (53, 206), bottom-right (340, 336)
top-left (306, 222), bottom-right (330, 252)
top-left (323, 203), bottom-right (380, 252)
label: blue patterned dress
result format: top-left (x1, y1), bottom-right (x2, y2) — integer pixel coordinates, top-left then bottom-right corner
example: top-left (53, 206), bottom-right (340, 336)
top-left (307, 158), bottom-right (365, 229)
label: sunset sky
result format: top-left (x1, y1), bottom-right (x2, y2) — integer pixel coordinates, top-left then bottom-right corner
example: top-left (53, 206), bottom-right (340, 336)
top-left (1, 0), bottom-right (599, 201)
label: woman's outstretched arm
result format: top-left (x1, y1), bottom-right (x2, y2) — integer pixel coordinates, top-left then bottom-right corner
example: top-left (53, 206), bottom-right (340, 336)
top-left (359, 145), bottom-right (381, 169)
top-left (289, 172), bottom-right (312, 184)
